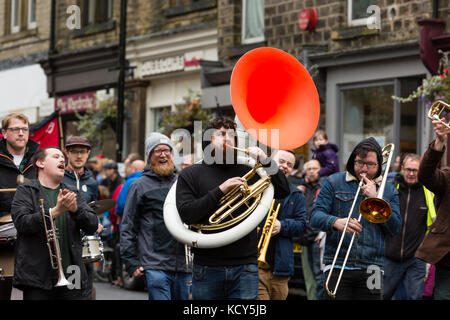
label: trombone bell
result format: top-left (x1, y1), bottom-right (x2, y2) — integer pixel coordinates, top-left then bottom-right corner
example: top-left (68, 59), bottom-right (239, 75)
top-left (359, 198), bottom-right (392, 223)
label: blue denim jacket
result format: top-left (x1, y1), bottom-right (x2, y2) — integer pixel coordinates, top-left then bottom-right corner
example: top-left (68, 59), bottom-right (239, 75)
top-left (310, 172), bottom-right (402, 269)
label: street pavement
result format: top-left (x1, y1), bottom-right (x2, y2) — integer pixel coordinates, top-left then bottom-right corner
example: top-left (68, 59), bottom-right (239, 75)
top-left (10, 280), bottom-right (148, 300)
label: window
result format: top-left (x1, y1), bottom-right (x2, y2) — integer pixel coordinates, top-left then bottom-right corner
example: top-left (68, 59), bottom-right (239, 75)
top-left (81, 0), bottom-right (113, 26)
top-left (242, 0), bottom-right (264, 44)
top-left (10, 0), bottom-right (20, 33)
top-left (340, 83), bottom-right (395, 164)
top-left (9, 0), bottom-right (37, 33)
top-left (27, 0), bottom-right (36, 29)
top-left (348, 0), bottom-right (377, 27)
top-left (152, 106), bottom-right (171, 132)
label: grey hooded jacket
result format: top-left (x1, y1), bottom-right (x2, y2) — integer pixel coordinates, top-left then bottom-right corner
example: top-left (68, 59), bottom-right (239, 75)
top-left (120, 165), bottom-right (189, 275)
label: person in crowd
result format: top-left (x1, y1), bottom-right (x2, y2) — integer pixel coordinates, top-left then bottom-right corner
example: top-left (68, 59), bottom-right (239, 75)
top-left (120, 132), bottom-right (191, 300)
top-left (111, 155), bottom-right (145, 287)
top-left (415, 118), bottom-right (450, 300)
top-left (0, 113), bottom-right (38, 300)
top-left (175, 117), bottom-right (290, 300)
top-left (311, 130), bottom-right (339, 178)
top-left (63, 136), bottom-right (99, 203)
top-left (310, 137), bottom-right (401, 300)
top-left (101, 161), bottom-right (124, 197)
top-left (387, 152), bottom-right (406, 181)
top-left (257, 149), bottom-right (306, 300)
top-left (62, 136), bottom-right (103, 299)
top-left (297, 159), bottom-right (326, 300)
top-left (11, 147), bottom-right (98, 300)
top-left (384, 153), bottom-right (436, 300)
top-left (181, 153), bottom-right (195, 171)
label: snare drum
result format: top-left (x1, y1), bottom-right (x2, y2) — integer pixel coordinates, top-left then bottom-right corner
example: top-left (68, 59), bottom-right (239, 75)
top-left (82, 235), bottom-right (104, 263)
top-left (0, 222), bottom-right (16, 278)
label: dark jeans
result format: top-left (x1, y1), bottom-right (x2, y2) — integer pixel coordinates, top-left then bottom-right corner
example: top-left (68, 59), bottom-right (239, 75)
top-left (383, 257), bottom-right (426, 300)
top-left (324, 268), bottom-right (383, 300)
top-left (435, 264), bottom-right (450, 300)
top-left (192, 264), bottom-right (259, 300)
top-left (22, 285), bottom-right (88, 300)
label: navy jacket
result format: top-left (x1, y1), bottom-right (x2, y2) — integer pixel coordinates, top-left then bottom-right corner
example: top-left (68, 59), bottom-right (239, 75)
top-left (271, 188), bottom-right (307, 276)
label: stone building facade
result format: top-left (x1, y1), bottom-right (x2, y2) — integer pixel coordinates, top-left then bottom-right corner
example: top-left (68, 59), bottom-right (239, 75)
top-left (203, 0), bottom-right (449, 166)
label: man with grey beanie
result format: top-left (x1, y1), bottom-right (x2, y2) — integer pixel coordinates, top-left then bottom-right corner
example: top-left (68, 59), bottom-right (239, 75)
top-left (120, 132), bottom-right (191, 300)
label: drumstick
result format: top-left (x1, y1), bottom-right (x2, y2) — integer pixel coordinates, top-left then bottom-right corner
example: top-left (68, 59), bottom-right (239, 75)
top-left (0, 188), bottom-right (16, 193)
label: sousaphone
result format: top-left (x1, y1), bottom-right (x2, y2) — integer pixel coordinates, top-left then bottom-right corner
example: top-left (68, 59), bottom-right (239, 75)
top-left (163, 47), bottom-right (320, 248)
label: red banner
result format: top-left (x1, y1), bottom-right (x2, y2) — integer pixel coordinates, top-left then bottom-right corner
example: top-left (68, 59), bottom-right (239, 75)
top-left (29, 111), bottom-right (60, 149)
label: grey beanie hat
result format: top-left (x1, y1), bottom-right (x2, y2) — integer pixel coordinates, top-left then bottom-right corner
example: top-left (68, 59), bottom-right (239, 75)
top-left (145, 132), bottom-right (174, 160)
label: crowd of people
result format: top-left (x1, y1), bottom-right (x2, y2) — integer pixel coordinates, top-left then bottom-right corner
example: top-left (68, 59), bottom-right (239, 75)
top-left (0, 111), bottom-right (449, 301)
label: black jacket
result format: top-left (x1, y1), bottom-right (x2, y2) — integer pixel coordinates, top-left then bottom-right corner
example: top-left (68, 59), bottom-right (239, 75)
top-left (385, 174), bottom-right (428, 262)
top-left (0, 138), bottom-right (39, 217)
top-left (176, 161), bottom-right (290, 266)
top-left (11, 179), bottom-right (98, 291)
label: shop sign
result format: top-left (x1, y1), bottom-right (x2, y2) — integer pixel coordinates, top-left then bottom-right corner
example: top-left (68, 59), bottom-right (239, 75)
top-left (55, 92), bottom-right (96, 114)
top-left (140, 54), bottom-right (201, 77)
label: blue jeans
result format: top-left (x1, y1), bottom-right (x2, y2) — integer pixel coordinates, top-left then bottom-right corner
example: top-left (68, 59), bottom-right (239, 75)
top-left (383, 257), bottom-right (426, 300)
top-left (192, 264), bottom-right (259, 300)
top-left (145, 269), bottom-right (191, 300)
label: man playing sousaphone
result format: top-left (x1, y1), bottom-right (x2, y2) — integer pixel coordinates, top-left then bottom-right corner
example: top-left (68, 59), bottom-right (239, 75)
top-left (175, 117), bottom-right (290, 300)
top-left (0, 113), bottom-right (38, 300)
top-left (11, 147), bottom-right (98, 300)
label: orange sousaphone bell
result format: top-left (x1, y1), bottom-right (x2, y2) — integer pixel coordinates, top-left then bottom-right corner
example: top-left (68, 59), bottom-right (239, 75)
top-left (230, 47), bottom-right (320, 150)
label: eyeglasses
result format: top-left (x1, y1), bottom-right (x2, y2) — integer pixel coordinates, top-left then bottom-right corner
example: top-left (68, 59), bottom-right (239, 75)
top-left (69, 149), bottom-right (89, 156)
top-left (153, 149), bottom-right (171, 156)
top-left (403, 168), bottom-right (418, 174)
top-left (7, 127), bottom-right (29, 133)
top-left (355, 160), bottom-right (378, 169)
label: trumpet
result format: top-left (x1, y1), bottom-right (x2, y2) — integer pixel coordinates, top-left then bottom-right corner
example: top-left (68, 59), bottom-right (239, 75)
top-left (427, 100), bottom-right (450, 129)
top-left (257, 199), bottom-right (281, 269)
top-left (39, 199), bottom-right (71, 287)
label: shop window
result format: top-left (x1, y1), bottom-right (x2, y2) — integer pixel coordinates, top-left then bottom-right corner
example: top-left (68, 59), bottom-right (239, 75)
top-left (348, 0), bottom-right (377, 27)
top-left (8, 0), bottom-right (36, 34)
top-left (152, 106), bottom-right (171, 132)
top-left (242, 0), bottom-right (264, 44)
top-left (340, 83), bottom-right (395, 165)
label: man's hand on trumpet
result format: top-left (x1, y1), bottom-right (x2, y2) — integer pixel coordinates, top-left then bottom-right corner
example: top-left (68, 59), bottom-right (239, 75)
top-left (432, 118), bottom-right (450, 152)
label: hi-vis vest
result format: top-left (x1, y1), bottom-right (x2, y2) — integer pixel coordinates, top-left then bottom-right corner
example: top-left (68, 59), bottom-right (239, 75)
top-left (396, 184), bottom-right (437, 234)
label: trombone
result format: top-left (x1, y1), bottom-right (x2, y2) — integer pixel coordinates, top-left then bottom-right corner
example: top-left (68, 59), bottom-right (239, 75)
top-left (257, 199), bottom-right (281, 269)
top-left (325, 143), bottom-right (395, 298)
top-left (427, 100), bottom-right (450, 129)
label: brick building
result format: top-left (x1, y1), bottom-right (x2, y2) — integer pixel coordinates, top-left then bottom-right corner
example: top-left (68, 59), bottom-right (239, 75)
top-left (202, 0), bottom-right (449, 166)
top-left (0, 0), bottom-right (52, 123)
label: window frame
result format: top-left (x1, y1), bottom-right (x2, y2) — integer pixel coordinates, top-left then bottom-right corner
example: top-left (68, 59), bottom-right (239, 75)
top-left (347, 0), bottom-right (375, 27)
top-left (241, 0), bottom-right (265, 45)
top-left (10, 0), bottom-right (20, 33)
top-left (27, 0), bottom-right (36, 30)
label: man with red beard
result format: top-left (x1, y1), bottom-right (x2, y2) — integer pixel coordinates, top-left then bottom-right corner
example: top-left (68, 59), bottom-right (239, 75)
top-left (11, 147), bottom-right (98, 299)
top-left (120, 132), bottom-right (191, 300)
